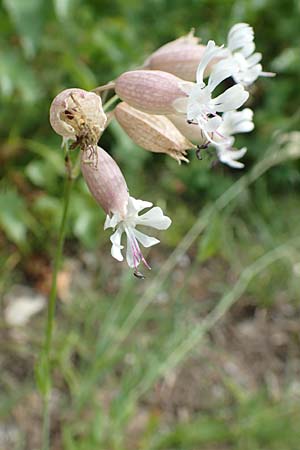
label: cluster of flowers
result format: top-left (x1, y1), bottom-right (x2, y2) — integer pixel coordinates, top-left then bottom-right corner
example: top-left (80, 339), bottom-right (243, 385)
top-left (50, 23), bottom-right (274, 276)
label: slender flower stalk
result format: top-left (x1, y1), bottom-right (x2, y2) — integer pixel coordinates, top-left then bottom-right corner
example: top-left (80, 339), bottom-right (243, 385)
top-left (41, 91), bottom-right (108, 449)
top-left (40, 148), bottom-right (74, 450)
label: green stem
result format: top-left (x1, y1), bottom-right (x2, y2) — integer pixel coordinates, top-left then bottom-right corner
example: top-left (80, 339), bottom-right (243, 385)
top-left (103, 94), bottom-right (119, 112)
top-left (40, 90), bottom-right (115, 447)
top-left (41, 151), bottom-right (73, 450)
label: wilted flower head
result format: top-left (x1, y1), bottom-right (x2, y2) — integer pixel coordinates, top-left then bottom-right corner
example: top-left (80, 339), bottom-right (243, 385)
top-left (173, 41), bottom-right (249, 145)
top-left (115, 70), bottom-right (189, 115)
top-left (49, 88), bottom-right (107, 148)
top-left (223, 23), bottom-right (275, 86)
top-left (143, 30), bottom-right (206, 81)
top-left (105, 196), bottom-right (171, 272)
top-left (115, 102), bottom-right (194, 163)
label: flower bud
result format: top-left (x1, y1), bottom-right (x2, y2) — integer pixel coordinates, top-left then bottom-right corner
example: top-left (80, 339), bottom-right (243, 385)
top-left (115, 70), bottom-right (189, 115)
top-left (49, 88), bottom-right (107, 146)
top-left (167, 114), bottom-right (207, 145)
top-left (81, 146), bottom-right (129, 218)
top-left (115, 102), bottom-right (194, 163)
top-left (144, 32), bottom-right (206, 82)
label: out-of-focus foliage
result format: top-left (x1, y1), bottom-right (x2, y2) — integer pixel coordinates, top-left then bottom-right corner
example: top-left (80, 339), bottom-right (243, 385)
top-left (0, 0), bottom-right (299, 253)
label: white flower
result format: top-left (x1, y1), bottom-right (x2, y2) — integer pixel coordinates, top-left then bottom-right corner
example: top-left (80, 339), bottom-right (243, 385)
top-left (225, 23), bottom-right (275, 86)
top-left (104, 196), bottom-right (172, 272)
top-left (218, 108), bottom-right (254, 136)
top-left (214, 108), bottom-right (254, 169)
top-left (173, 41), bottom-right (249, 145)
top-left (217, 145), bottom-right (247, 169)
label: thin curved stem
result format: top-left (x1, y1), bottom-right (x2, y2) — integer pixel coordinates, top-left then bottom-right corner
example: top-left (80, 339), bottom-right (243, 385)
top-left (41, 150), bottom-right (73, 450)
top-left (92, 81), bottom-right (116, 95)
top-left (40, 91), bottom-right (116, 448)
top-left (103, 94), bottom-right (119, 112)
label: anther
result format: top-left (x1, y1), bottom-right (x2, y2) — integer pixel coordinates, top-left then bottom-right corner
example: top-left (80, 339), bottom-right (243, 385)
top-left (134, 270), bottom-right (145, 279)
top-left (196, 143), bottom-right (209, 160)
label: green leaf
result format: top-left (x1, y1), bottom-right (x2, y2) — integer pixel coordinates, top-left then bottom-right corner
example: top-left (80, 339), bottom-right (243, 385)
top-left (197, 213), bottom-right (222, 262)
top-left (25, 159), bottom-right (62, 191)
top-left (53, 0), bottom-right (73, 20)
top-left (0, 189), bottom-right (28, 247)
top-left (26, 140), bottom-right (65, 176)
top-left (3, 0), bottom-right (47, 58)
top-left (71, 193), bottom-right (103, 249)
top-left (0, 49), bottom-right (42, 101)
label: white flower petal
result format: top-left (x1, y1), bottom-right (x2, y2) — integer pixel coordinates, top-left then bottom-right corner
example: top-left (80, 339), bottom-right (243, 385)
top-left (222, 158), bottom-right (245, 169)
top-left (228, 146), bottom-right (248, 159)
top-left (133, 229), bottom-right (160, 247)
top-left (104, 213), bottom-right (120, 230)
top-left (212, 84), bottom-right (249, 112)
top-left (110, 228), bottom-right (124, 261)
top-left (125, 230), bottom-right (135, 268)
top-left (136, 206), bottom-right (172, 230)
top-left (225, 23), bottom-right (274, 86)
top-left (186, 85), bottom-right (212, 121)
top-left (127, 196), bottom-right (153, 215)
top-left (228, 23), bottom-right (254, 54)
top-left (241, 64), bottom-right (263, 85)
top-left (208, 59), bottom-right (236, 92)
top-left (217, 146), bottom-right (247, 169)
top-left (205, 115), bottom-right (223, 132)
top-left (105, 195), bottom-right (171, 269)
top-left (238, 108), bottom-right (254, 121)
top-left (240, 41), bottom-right (256, 58)
top-left (233, 120), bottom-right (254, 133)
top-left (247, 52), bottom-right (262, 67)
top-left (104, 215), bottom-right (111, 229)
top-left (196, 40), bottom-right (227, 85)
top-left (221, 109), bottom-right (254, 135)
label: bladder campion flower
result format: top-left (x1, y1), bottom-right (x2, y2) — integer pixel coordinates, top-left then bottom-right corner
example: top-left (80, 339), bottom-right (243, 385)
top-left (172, 40), bottom-right (249, 145)
top-left (214, 108), bottom-right (254, 169)
top-left (115, 70), bottom-right (189, 115)
top-left (81, 146), bottom-right (171, 275)
top-left (222, 23), bottom-right (275, 86)
top-left (104, 196), bottom-right (171, 272)
top-left (143, 30), bottom-right (206, 81)
top-left (114, 102), bottom-right (194, 164)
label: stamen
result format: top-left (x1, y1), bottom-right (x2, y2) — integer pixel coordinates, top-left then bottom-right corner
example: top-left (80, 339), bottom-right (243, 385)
top-left (196, 143), bottom-right (209, 160)
top-left (127, 227), bottom-right (151, 271)
top-left (132, 235), bottom-right (151, 270)
top-left (187, 119), bottom-right (198, 125)
top-left (133, 270), bottom-right (145, 279)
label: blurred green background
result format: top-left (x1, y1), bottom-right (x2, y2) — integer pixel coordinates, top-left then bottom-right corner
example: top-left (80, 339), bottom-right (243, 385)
top-left (1, 0), bottom-right (300, 449)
